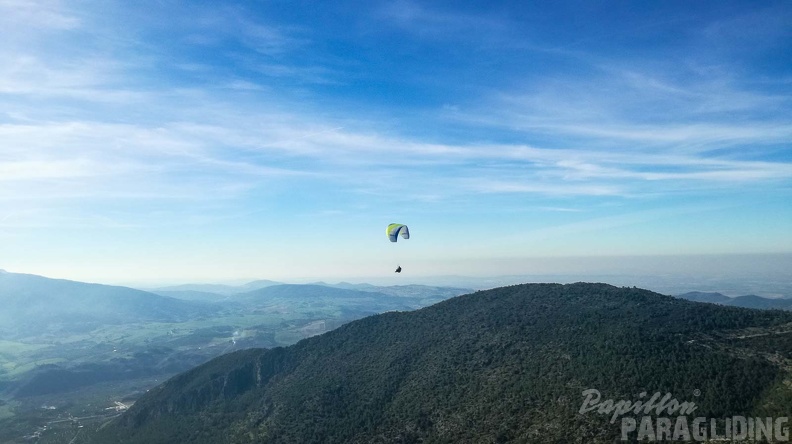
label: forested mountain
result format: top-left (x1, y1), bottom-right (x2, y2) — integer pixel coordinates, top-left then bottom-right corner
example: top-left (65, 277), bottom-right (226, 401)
top-left (677, 291), bottom-right (792, 310)
top-left (676, 291), bottom-right (733, 304)
top-left (93, 283), bottom-right (792, 443)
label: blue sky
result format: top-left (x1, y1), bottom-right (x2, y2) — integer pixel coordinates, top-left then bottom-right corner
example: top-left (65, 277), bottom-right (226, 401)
top-left (1, 0), bottom-right (791, 286)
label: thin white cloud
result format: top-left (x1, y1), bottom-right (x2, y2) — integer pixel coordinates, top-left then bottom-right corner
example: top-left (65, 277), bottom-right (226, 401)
top-left (3, 104), bottom-right (790, 208)
top-left (458, 52), bottom-right (792, 158)
top-left (503, 204), bottom-right (731, 246)
top-left (538, 122), bottom-right (792, 146)
top-left (0, 1), bottom-right (789, 239)
top-left (376, 0), bottom-right (507, 39)
top-left (536, 207), bottom-right (585, 213)
top-left (0, 0), bottom-right (81, 31)
top-left (0, 117), bottom-right (315, 207)
top-left (700, 4), bottom-right (792, 48)
top-left (0, 159), bottom-right (120, 181)
top-left (468, 180), bottom-right (622, 196)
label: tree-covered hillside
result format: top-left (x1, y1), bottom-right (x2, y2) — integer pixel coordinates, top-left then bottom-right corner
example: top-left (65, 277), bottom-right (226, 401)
top-left (93, 283), bottom-right (792, 443)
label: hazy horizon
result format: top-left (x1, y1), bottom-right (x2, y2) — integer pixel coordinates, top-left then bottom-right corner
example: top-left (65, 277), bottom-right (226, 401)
top-left (4, 252), bottom-right (791, 298)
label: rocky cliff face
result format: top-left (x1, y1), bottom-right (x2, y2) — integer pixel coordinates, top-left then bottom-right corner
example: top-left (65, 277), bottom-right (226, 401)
top-left (121, 348), bottom-right (291, 425)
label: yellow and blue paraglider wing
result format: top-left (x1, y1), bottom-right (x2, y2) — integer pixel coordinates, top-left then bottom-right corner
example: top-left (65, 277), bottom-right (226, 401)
top-left (386, 223), bottom-right (410, 242)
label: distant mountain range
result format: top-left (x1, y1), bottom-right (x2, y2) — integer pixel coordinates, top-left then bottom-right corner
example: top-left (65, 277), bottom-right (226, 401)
top-left (0, 270), bottom-right (219, 337)
top-left (149, 280), bottom-right (470, 304)
top-left (0, 271), bottom-right (471, 337)
top-left (676, 291), bottom-right (792, 310)
top-left (0, 271), bottom-right (471, 416)
top-left (94, 283), bottom-right (792, 444)
top-left (148, 279), bottom-right (283, 297)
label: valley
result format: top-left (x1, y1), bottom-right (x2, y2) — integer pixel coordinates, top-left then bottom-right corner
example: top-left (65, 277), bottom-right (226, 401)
top-left (0, 272), bottom-right (469, 444)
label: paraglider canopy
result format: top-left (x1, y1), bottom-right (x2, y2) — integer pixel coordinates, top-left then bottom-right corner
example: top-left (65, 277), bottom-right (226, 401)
top-left (386, 223), bottom-right (409, 242)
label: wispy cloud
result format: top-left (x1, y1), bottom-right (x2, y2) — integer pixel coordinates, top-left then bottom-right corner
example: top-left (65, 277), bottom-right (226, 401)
top-left (0, 159), bottom-right (120, 181)
top-left (699, 4), bottom-right (792, 50)
top-left (2, 98), bottom-right (789, 210)
top-left (376, 0), bottom-right (508, 40)
top-left (1, 1), bottom-right (790, 281)
top-left (467, 180), bottom-right (622, 196)
top-left (0, 0), bottom-right (81, 31)
top-left (522, 207), bottom-right (694, 241)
